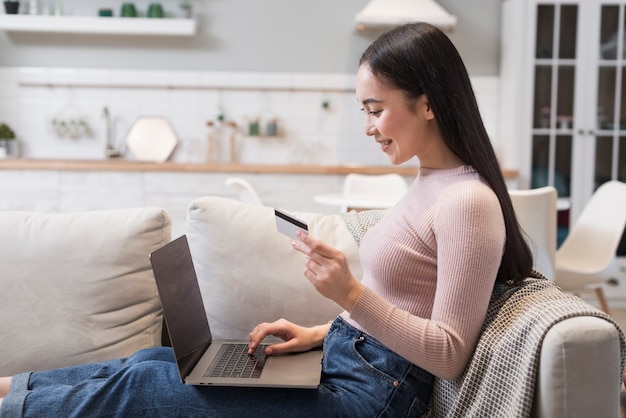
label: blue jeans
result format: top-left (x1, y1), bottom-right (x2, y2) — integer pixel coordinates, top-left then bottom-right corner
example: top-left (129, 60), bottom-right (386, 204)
top-left (1, 317), bottom-right (434, 417)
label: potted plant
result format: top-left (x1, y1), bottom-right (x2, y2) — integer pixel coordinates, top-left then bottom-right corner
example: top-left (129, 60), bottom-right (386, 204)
top-left (0, 122), bottom-right (17, 159)
top-left (3, 1), bottom-right (20, 14)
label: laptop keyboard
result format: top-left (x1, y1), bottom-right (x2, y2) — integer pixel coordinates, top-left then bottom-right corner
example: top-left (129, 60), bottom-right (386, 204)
top-left (204, 343), bottom-right (268, 379)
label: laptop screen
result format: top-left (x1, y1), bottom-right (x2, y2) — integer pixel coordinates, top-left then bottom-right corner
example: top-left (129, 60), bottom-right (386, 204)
top-left (150, 235), bottom-right (213, 372)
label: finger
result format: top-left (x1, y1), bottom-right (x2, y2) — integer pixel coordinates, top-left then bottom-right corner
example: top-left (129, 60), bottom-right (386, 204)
top-left (292, 238), bottom-right (328, 266)
top-left (297, 232), bottom-right (337, 260)
top-left (248, 323), bottom-right (272, 353)
top-left (304, 256), bottom-right (323, 278)
top-left (292, 235), bottom-right (313, 257)
top-left (248, 319), bottom-right (293, 353)
top-left (265, 339), bottom-right (301, 355)
top-left (296, 230), bottom-right (318, 251)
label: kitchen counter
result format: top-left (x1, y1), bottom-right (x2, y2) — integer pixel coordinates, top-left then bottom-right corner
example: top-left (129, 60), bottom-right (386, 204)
top-left (1, 159), bottom-right (520, 238)
top-left (0, 159), bottom-right (519, 178)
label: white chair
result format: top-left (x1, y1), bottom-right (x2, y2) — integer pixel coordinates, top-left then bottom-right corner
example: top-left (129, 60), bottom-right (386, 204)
top-left (554, 180), bottom-right (626, 314)
top-left (342, 173), bottom-right (408, 212)
top-left (225, 177), bottom-right (263, 206)
top-left (509, 186), bottom-right (558, 280)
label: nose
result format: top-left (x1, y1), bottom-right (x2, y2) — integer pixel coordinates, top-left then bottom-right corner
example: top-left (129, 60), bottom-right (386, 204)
top-left (365, 123), bottom-right (377, 137)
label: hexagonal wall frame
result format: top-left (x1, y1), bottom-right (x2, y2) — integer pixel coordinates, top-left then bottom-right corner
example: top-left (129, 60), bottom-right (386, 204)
top-left (125, 117), bottom-right (178, 162)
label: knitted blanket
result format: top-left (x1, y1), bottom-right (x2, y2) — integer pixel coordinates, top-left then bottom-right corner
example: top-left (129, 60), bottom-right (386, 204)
top-left (340, 209), bottom-right (387, 246)
top-left (427, 275), bottom-right (625, 417)
top-left (340, 210), bottom-right (626, 417)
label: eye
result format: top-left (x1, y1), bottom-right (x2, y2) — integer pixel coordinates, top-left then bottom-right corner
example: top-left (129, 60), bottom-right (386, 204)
top-left (359, 108), bottom-right (381, 116)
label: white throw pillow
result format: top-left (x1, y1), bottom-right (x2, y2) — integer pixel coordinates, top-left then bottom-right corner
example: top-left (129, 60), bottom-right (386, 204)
top-left (0, 207), bottom-right (171, 375)
top-left (186, 197), bottom-right (362, 339)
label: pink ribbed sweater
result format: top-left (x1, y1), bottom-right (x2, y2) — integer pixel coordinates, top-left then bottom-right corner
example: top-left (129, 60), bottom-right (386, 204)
top-left (342, 165), bottom-right (505, 380)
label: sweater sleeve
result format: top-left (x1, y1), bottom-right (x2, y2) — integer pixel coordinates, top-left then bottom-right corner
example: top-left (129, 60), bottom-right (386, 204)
top-left (348, 182), bottom-right (505, 380)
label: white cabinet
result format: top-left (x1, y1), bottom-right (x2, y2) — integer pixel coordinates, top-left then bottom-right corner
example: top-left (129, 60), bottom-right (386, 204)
top-left (501, 0), bottom-right (626, 224)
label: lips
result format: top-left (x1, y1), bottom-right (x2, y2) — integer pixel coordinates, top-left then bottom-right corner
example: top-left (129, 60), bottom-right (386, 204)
top-left (378, 139), bottom-right (392, 152)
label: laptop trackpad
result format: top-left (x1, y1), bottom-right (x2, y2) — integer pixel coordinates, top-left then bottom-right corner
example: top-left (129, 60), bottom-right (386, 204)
top-left (260, 350), bottom-right (323, 389)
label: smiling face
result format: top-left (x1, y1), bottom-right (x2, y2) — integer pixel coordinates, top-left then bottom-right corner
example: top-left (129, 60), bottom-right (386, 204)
top-left (356, 64), bottom-right (459, 168)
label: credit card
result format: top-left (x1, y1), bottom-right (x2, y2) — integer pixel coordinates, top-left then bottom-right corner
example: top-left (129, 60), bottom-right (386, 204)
top-left (274, 208), bottom-right (308, 240)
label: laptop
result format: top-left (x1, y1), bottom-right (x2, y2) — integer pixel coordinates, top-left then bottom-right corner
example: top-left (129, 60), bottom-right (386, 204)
top-left (149, 234), bottom-right (323, 388)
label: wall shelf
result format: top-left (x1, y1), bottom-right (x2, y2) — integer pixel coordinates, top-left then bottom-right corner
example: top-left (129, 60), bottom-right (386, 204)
top-left (0, 15), bottom-right (197, 36)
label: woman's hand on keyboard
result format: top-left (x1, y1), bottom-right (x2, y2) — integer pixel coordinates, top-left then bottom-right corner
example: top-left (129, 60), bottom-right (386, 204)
top-left (248, 319), bottom-right (330, 355)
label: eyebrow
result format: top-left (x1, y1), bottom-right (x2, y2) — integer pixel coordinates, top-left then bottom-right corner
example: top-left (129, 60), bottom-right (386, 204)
top-left (360, 98), bottom-right (384, 105)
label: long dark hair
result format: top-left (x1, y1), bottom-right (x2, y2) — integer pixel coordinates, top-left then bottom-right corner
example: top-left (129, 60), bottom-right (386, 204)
top-left (360, 22), bottom-right (532, 284)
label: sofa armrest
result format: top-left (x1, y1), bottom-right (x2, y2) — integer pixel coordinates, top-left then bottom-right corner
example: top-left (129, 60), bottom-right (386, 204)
top-left (533, 316), bottom-right (622, 418)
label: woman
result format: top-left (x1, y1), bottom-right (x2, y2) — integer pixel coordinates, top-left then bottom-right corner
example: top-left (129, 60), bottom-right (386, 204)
top-left (0, 22), bottom-right (532, 417)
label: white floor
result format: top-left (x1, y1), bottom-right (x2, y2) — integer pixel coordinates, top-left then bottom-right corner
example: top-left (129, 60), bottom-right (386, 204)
top-left (552, 258), bottom-right (626, 412)
top-left (560, 257), bottom-right (626, 329)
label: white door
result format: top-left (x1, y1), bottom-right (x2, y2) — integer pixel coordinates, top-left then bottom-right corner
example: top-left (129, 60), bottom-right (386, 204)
top-left (524, 1), bottom-right (626, 223)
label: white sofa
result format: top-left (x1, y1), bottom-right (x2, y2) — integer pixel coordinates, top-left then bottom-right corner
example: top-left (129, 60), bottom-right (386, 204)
top-left (0, 197), bottom-right (623, 417)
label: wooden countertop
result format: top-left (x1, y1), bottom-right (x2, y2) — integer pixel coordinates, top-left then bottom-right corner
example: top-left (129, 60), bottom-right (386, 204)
top-left (0, 159), bottom-right (518, 178)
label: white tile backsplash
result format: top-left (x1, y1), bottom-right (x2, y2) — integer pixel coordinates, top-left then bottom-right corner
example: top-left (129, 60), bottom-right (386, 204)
top-left (0, 166), bottom-right (416, 238)
top-left (0, 170), bottom-right (60, 211)
top-left (58, 171), bottom-right (144, 211)
top-left (0, 67), bottom-right (500, 167)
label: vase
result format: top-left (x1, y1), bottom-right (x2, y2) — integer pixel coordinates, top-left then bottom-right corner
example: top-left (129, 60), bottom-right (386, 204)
top-left (3, 1), bottom-right (20, 14)
top-left (147, 3), bottom-right (164, 18)
top-left (0, 139), bottom-right (19, 159)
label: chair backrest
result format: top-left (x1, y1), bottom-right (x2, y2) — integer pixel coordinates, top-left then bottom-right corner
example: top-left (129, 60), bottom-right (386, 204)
top-left (225, 177), bottom-right (263, 206)
top-left (556, 180), bottom-right (626, 280)
top-left (509, 186), bottom-right (558, 280)
top-left (341, 173), bottom-right (409, 212)
top-left (343, 173), bottom-right (408, 196)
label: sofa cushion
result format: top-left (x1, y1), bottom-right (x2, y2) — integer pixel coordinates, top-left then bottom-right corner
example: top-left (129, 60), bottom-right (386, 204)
top-left (0, 207), bottom-right (171, 376)
top-left (186, 197), bottom-right (362, 339)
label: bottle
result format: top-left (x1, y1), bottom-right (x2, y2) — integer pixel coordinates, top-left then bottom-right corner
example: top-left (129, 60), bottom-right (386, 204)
top-left (29, 0), bottom-right (38, 15)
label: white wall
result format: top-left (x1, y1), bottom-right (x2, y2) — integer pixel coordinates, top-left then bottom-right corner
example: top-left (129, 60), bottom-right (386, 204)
top-left (0, 1), bottom-right (509, 221)
top-left (0, 0), bottom-right (506, 164)
top-left (0, 0), bottom-right (502, 75)
top-left (0, 66), bottom-right (500, 166)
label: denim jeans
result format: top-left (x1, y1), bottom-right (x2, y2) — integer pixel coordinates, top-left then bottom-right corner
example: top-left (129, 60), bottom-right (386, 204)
top-left (1, 317), bottom-right (434, 418)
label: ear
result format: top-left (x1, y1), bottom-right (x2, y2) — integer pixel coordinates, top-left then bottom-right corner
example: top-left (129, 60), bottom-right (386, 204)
top-left (420, 95), bottom-right (436, 121)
